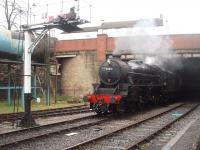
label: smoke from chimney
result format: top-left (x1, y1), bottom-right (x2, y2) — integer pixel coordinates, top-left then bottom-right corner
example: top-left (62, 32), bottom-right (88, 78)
top-left (114, 19), bottom-right (182, 71)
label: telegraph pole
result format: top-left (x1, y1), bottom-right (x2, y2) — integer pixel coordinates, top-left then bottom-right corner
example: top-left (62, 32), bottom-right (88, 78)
top-left (89, 5), bottom-right (92, 22)
top-left (61, 0), bottom-right (63, 13)
top-left (75, 0), bottom-right (80, 18)
top-left (27, 0), bottom-right (29, 24)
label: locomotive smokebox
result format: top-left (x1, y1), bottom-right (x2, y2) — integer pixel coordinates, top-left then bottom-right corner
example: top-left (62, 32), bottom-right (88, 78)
top-left (99, 58), bottom-right (129, 86)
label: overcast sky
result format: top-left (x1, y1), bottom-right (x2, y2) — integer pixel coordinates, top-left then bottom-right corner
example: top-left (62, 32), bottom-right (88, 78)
top-left (1, 0), bottom-right (200, 38)
top-left (29, 0), bottom-right (200, 32)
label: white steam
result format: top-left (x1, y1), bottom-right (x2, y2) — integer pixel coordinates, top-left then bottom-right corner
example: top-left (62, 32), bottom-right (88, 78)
top-left (114, 19), bottom-right (182, 70)
top-left (115, 19), bottom-right (173, 55)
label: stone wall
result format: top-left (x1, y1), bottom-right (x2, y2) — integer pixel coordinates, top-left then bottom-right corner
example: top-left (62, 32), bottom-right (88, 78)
top-left (60, 51), bottom-right (99, 97)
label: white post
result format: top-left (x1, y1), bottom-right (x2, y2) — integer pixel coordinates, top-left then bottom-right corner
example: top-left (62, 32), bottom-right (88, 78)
top-left (24, 31), bottom-right (31, 94)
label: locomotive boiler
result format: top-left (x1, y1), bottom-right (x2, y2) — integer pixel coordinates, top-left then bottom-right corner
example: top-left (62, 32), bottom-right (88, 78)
top-left (85, 56), bottom-right (181, 114)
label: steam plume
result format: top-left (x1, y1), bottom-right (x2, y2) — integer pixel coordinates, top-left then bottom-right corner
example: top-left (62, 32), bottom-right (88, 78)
top-left (114, 19), bottom-right (182, 71)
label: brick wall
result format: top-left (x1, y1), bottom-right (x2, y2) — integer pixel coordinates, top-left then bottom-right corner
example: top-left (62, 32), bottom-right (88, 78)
top-left (55, 34), bottom-right (200, 56)
top-left (96, 34), bottom-right (107, 61)
top-left (55, 34), bottom-right (116, 62)
top-left (56, 38), bottom-right (97, 52)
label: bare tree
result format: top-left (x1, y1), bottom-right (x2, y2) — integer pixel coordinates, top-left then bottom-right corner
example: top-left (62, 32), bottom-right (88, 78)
top-left (1, 0), bottom-right (24, 30)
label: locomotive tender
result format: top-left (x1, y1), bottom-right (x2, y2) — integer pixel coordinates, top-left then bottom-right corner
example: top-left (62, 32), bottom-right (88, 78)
top-left (85, 55), bottom-right (181, 114)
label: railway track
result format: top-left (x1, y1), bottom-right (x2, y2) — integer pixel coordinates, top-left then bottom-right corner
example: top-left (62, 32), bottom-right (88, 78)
top-left (0, 114), bottom-right (108, 149)
top-left (1, 102), bottom-right (198, 150)
top-left (0, 104), bottom-right (90, 123)
top-left (65, 103), bottom-right (199, 150)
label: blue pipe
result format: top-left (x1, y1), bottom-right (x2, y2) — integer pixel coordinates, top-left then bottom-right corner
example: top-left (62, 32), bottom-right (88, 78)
top-left (0, 29), bottom-right (54, 61)
top-left (0, 29), bottom-right (23, 58)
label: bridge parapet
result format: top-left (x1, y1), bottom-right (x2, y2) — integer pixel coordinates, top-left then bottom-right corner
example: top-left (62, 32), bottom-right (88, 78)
top-left (55, 34), bottom-right (200, 60)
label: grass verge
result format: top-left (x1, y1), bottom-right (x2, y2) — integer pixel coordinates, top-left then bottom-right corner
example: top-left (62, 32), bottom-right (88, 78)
top-left (0, 96), bottom-right (86, 114)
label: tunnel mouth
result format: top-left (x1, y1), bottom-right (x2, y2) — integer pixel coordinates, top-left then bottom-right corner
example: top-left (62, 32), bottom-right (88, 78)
top-left (163, 57), bottom-right (200, 100)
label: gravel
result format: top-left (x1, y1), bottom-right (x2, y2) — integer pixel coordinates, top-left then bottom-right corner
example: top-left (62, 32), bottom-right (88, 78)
top-left (140, 104), bottom-right (200, 150)
top-left (0, 113), bottom-right (99, 146)
top-left (1, 103), bottom-right (185, 150)
top-left (80, 103), bottom-right (195, 150)
top-left (0, 112), bottom-right (95, 135)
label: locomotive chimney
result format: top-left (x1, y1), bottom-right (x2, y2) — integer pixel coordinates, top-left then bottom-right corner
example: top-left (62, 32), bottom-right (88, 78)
top-left (112, 54), bottom-right (121, 59)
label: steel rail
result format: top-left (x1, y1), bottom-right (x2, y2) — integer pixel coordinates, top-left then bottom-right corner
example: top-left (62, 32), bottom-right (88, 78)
top-left (65, 103), bottom-right (185, 150)
top-left (0, 113), bottom-right (96, 137)
top-left (125, 103), bottom-right (199, 150)
top-left (0, 104), bottom-right (89, 122)
top-left (0, 114), bottom-right (108, 148)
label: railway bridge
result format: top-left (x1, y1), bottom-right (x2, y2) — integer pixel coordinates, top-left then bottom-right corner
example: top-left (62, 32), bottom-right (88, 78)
top-left (55, 33), bottom-right (200, 97)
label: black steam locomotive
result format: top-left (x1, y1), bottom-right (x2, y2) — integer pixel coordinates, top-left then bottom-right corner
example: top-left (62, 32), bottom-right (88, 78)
top-left (85, 56), bottom-right (181, 114)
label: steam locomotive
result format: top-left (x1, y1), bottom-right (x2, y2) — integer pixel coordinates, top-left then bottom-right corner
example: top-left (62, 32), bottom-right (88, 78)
top-left (84, 55), bottom-right (181, 114)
